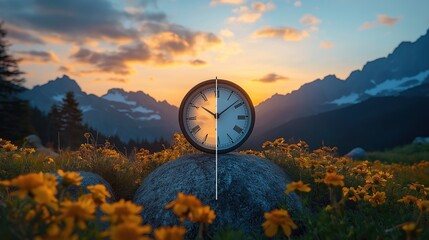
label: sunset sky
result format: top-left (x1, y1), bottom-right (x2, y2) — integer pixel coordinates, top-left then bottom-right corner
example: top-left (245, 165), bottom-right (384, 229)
top-left (1, 0), bottom-right (429, 106)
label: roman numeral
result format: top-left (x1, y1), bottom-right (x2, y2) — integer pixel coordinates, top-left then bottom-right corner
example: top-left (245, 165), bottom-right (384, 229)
top-left (190, 103), bottom-right (199, 109)
top-left (227, 91), bottom-right (233, 101)
top-left (233, 125), bottom-right (243, 134)
top-left (202, 134), bottom-right (208, 144)
top-left (227, 133), bottom-right (234, 143)
top-left (237, 115), bottom-right (247, 120)
top-left (187, 116), bottom-right (196, 120)
top-left (191, 125), bottom-right (201, 134)
top-left (200, 92), bottom-right (208, 101)
top-left (234, 102), bottom-right (244, 109)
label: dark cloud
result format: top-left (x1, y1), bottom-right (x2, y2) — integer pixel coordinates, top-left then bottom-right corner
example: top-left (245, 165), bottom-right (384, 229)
top-left (71, 43), bottom-right (151, 74)
top-left (16, 50), bottom-right (58, 63)
top-left (4, 25), bottom-right (45, 44)
top-left (58, 66), bottom-right (70, 72)
top-left (0, 0), bottom-right (222, 76)
top-left (254, 73), bottom-right (288, 83)
top-left (0, 0), bottom-right (141, 42)
top-left (94, 77), bottom-right (126, 82)
top-left (189, 59), bottom-right (207, 66)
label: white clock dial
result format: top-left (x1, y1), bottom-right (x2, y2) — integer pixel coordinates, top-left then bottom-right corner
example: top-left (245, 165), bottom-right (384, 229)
top-left (216, 83), bottom-right (252, 152)
top-left (179, 79), bottom-right (255, 154)
top-left (181, 85), bottom-right (217, 150)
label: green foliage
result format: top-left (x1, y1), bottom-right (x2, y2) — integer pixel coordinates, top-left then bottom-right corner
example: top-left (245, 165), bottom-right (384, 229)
top-left (368, 143), bottom-right (429, 165)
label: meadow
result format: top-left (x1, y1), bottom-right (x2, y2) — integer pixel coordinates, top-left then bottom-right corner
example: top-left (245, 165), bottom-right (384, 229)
top-left (0, 134), bottom-right (428, 239)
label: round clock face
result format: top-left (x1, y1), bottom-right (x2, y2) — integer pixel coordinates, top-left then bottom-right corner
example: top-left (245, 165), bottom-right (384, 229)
top-left (179, 79), bottom-right (255, 154)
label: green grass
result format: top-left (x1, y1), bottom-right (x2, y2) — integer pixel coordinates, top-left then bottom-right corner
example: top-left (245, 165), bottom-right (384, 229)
top-left (368, 143), bottom-right (429, 165)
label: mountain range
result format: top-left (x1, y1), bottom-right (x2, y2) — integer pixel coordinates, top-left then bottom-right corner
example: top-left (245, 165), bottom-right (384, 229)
top-left (18, 29), bottom-right (429, 151)
top-left (18, 76), bottom-right (179, 142)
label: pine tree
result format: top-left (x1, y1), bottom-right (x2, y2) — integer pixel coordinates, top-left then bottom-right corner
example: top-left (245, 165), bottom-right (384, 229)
top-left (60, 91), bottom-right (85, 149)
top-left (0, 21), bottom-right (32, 142)
top-left (0, 21), bottom-right (24, 97)
top-left (48, 104), bottom-right (62, 149)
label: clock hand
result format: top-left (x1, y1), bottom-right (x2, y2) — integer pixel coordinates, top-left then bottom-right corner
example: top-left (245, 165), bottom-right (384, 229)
top-left (218, 100), bottom-right (239, 118)
top-left (201, 106), bottom-right (216, 118)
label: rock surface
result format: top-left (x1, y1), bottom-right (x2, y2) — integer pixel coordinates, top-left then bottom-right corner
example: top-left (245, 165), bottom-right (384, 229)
top-left (133, 153), bottom-right (302, 238)
top-left (345, 147), bottom-right (367, 160)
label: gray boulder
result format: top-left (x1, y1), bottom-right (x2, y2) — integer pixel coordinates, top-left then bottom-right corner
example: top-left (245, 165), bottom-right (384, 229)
top-left (133, 153), bottom-right (302, 238)
top-left (25, 135), bottom-right (58, 157)
top-left (345, 147), bottom-right (367, 160)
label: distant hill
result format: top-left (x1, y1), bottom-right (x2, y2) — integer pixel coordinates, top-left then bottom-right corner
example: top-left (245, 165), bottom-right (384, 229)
top-left (18, 75), bottom-right (179, 142)
top-left (253, 96), bottom-right (429, 154)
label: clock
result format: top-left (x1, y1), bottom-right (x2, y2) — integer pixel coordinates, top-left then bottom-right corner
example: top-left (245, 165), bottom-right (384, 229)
top-left (179, 79), bottom-right (255, 154)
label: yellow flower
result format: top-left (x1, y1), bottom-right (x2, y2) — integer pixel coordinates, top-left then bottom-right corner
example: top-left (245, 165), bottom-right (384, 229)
top-left (189, 205), bottom-right (216, 224)
top-left (2, 141), bottom-right (18, 151)
top-left (165, 192), bottom-right (202, 222)
top-left (2, 172), bottom-right (58, 202)
top-left (45, 157), bottom-right (55, 164)
top-left (364, 191), bottom-right (386, 207)
top-left (262, 209), bottom-right (297, 238)
top-left (416, 199), bottom-right (429, 213)
top-left (12, 153), bottom-right (21, 159)
top-left (398, 195), bottom-right (418, 204)
top-left (409, 183), bottom-right (428, 195)
top-left (285, 181), bottom-right (311, 194)
top-left (154, 226), bottom-right (186, 240)
top-left (323, 172), bottom-right (344, 187)
top-left (87, 184), bottom-right (111, 205)
top-left (109, 222), bottom-right (151, 240)
top-left (22, 147), bottom-right (36, 155)
top-left (101, 199), bottom-right (142, 224)
top-left (402, 222), bottom-right (422, 239)
top-left (365, 174), bottom-right (387, 186)
top-left (60, 197), bottom-right (96, 229)
top-left (32, 185), bottom-right (58, 205)
top-left (35, 218), bottom-right (77, 240)
top-left (58, 170), bottom-right (83, 186)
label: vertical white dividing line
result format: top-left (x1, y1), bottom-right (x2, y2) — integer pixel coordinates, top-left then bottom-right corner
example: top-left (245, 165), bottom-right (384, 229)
top-left (215, 76), bottom-right (218, 200)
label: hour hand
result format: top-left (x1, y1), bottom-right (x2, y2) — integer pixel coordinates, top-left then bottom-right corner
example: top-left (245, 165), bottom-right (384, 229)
top-left (201, 106), bottom-right (216, 118)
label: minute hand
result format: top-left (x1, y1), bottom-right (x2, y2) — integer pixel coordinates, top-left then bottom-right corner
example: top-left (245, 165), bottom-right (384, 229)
top-left (218, 100), bottom-right (239, 118)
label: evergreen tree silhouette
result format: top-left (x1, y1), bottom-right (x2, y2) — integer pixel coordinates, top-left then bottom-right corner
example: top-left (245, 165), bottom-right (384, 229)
top-left (0, 21), bottom-right (32, 142)
top-left (48, 104), bottom-right (62, 149)
top-left (60, 91), bottom-right (85, 150)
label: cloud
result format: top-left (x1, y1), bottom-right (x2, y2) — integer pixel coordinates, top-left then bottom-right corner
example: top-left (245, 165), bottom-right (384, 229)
top-left (189, 59), bottom-right (207, 66)
top-left (359, 14), bottom-right (400, 30)
top-left (16, 50), bottom-right (59, 63)
top-left (229, 2), bottom-right (275, 23)
top-left (300, 14), bottom-right (321, 27)
top-left (58, 65), bottom-right (71, 73)
top-left (0, 0), bottom-right (156, 43)
top-left (294, 1), bottom-right (302, 7)
top-left (0, 0), bottom-right (223, 77)
top-left (211, 0), bottom-right (246, 5)
top-left (71, 43), bottom-right (151, 75)
top-left (320, 41), bottom-right (334, 49)
top-left (254, 73), bottom-right (288, 83)
top-left (253, 26), bottom-right (309, 41)
top-left (3, 24), bottom-right (45, 44)
top-left (220, 29), bottom-right (234, 37)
